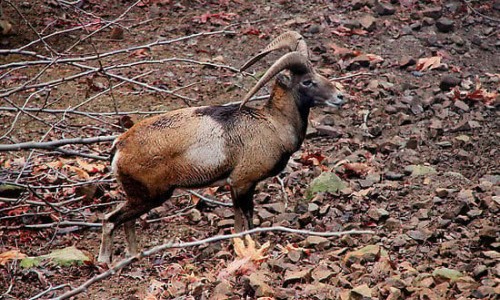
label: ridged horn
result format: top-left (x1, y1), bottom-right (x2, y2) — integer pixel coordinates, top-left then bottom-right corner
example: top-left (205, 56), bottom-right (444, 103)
top-left (240, 31), bottom-right (309, 72)
top-left (239, 52), bottom-right (312, 109)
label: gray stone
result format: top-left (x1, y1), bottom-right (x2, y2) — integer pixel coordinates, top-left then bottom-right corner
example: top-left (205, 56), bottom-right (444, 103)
top-left (385, 172), bottom-right (405, 180)
top-left (450, 34), bottom-right (465, 46)
top-left (374, 1), bottom-right (396, 15)
top-left (454, 100), bottom-right (469, 111)
top-left (440, 75), bottom-right (461, 91)
top-left (422, 6), bottom-right (442, 19)
top-left (359, 14), bottom-right (377, 31)
top-left (436, 17), bottom-right (455, 33)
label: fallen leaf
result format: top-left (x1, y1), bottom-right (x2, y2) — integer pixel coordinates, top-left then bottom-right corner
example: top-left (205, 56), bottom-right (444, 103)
top-left (416, 56), bottom-right (441, 71)
top-left (0, 249), bottom-right (27, 265)
top-left (233, 235), bottom-right (270, 262)
top-left (76, 158), bottom-right (106, 173)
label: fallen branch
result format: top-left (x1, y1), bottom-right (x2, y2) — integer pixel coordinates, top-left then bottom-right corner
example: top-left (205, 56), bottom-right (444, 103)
top-left (28, 284), bottom-right (70, 300)
top-left (0, 135), bottom-right (117, 151)
top-left (0, 220), bottom-right (102, 230)
top-left (52, 226), bottom-right (374, 299)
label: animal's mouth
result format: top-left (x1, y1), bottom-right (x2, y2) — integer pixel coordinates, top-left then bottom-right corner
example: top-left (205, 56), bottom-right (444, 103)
top-left (325, 94), bottom-right (346, 108)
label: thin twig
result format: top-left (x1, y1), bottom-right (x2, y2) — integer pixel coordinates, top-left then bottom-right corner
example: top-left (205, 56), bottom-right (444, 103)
top-left (330, 72), bottom-right (373, 81)
top-left (462, 0), bottom-right (500, 22)
top-left (28, 284), bottom-right (70, 300)
top-left (188, 190), bottom-right (232, 207)
top-left (0, 220), bottom-right (102, 230)
top-left (52, 226), bottom-right (374, 300)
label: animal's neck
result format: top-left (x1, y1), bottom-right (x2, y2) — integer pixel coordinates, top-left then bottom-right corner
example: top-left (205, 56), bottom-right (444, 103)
top-left (266, 84), bottom-right (310, 145)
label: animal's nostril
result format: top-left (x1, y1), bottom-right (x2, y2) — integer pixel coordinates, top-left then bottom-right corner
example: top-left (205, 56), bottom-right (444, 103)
top-left (337, 94), bottom-right (344, 101)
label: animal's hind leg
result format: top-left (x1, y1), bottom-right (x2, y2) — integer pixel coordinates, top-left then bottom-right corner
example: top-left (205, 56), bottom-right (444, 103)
top-left (98, 189), bottom-right (173, 263)
top-left (124, 220), bottom-right (138, 257)
top-left (98, 204), bottom-right (123, 263)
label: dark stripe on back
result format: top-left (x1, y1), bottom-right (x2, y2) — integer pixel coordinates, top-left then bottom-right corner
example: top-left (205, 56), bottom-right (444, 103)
top-left (194, 104), bottom-right (265, 127)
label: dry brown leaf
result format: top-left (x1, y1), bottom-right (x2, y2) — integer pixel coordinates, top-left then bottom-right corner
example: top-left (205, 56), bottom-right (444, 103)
top-left (233, 235), bottom-right (270, 262)
top-left (343, 162), bottom-right (372, 177)
top-left (76, 158), bottom-right (106, 173)
top-left (416, 56), bottom-right (441, 71)
top-left (366, 53), bottom-right (384, 63)
top-left (67, 165), bottom-right (90, 180)
top-left (0, 249), bottom-right (27, 265)
top-left (277, 242), bottom-right (305, 255)
top-left (329, 43), bottom-right (356, 58)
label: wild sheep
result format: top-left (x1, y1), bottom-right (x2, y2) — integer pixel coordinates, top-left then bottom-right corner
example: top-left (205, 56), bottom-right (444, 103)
top-left (98, 31), bottom-right (345, 263)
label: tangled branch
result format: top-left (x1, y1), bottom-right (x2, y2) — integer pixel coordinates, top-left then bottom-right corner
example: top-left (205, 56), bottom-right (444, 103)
top-left (52, 226), bottom-right (374, 300)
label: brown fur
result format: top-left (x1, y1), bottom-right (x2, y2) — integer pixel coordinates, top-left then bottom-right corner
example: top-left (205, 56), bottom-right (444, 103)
top-left (98, 59), bottom-right (343, 264)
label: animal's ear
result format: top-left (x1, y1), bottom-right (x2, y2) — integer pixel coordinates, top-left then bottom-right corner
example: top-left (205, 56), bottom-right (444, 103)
top-left (276, 73), bottom-right (291, 89)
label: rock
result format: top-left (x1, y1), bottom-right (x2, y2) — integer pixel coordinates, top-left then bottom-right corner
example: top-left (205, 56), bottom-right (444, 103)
top-left (248, 272), bottom-right (274, 297)
top-left (422, 17), bottom-right (435, 26)
top-left (472, 286), bottom-right (496, 298)
top-left (217, 219), bottom-right (234, 228)
top-left (304, 236), bottom-right (331, 249)
top-left (410, 22), bottom-right (422, 31)
top-left (422, 6), bottom-right (442, 19)
top-left (436, 17), bottom-right (455, 33)
top-left (479, 225), bottom-right (498, 244)
top-left (392, 234), bottom-right (408, 247)
top-left (367, 207), bottom-right (390, 221)
top-left (257, 209), bottom-right (275, 220)
top-left (374, 1), bottom-right (396, 15)
top-left (454, 100), bottom-right (469, 111)
top-left (494, 0), bottom-right (500, 11)
top-left (312, 265), bottom-right (333, 282)
top-left (308, 202), bottom-right (319, 214)
top-left (457, 189), bottom-right (475, 204)
top-left (404, 165), bottom-right (437, 176)
top-left (472, 265), bottom-right (488, 278)
top-left (306, 172), bottom-right (347, 199)
top-left (308, 24), bottom-right (321, 34)
top-left (315, 125), bottom-right (343, 138)
top-left (352, 0), bottom-right (367, 10)
top-left (187, 208), bottom-right (202, 222)
top-left (283, 268), bottom-right (312, 286)
top-left (440, 75), bottom-right (461, 91)
top-left (435, 188), bottom-right (450, 198)
top-left (350, 284), bottom-right (372, 299)
top-left (450, 34), bottom-right (465, 46)
top-left (466, 209), bottom-right (482, 218)
top-left (407, 229), bottom-right (432, 241)
top-left (433, 268), bottom-right (464, 282)
top-left (344, 245), bottom-right (387, 265)
top-left (483, 250), bottom-right (500, 259)
top-left (384, 217), bottom-right (401, 231)
top-left (358, 14), bottom-right (377, 31)
top-left (399, 56), bottom-right (416, 68)
top-left (385, 171), bottom-right (405, 180)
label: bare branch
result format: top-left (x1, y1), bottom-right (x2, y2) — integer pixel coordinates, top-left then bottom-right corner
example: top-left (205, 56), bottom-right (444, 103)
top-left (0, 220), bottom-right (102, 230)
top-left (28, 284), bottom-right (70, 300)
top-left (52, 226), bottom-right (374, 300)
top-left (0, 30), bottom-right (235, 70)
top-left (0, 135), bottom-right (117, 151)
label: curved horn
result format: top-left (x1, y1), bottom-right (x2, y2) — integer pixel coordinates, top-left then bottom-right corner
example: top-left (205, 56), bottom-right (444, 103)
top-left (239, 52), bottom-right (312, 109)
top-left (240, 31), bottom-right (309, 72)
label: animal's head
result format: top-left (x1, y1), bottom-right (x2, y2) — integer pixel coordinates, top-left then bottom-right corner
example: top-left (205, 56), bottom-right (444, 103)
top-left (240, 52), bottom-right (346, 109)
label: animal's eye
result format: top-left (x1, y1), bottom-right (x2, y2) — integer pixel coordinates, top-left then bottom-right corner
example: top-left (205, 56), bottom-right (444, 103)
top-left (301, 79), bottom-right (313, 87)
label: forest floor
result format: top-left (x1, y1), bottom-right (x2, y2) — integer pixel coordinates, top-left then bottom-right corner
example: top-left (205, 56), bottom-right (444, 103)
top-left (0, 0), bottom-right (499, 299)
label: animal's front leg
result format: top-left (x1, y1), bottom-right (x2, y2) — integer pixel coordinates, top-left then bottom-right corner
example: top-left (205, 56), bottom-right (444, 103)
top-left (230, 183), bottom-right (256, 232)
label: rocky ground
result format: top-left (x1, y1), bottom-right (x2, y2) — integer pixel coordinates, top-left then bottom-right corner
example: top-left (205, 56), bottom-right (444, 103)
top-left (0, 0), bottom-right (499, 299)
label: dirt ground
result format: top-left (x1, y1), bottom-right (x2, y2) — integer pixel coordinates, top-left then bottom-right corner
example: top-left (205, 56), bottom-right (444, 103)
top-left (0, 0), bottom-right (499, 299)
